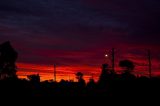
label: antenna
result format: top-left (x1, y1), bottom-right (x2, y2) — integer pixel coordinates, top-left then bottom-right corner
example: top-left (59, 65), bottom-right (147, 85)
top-left (54, 64), bottom-right (56, 82)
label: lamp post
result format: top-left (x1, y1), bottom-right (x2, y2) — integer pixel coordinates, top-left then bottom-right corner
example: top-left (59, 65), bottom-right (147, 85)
top-left (104, 54), bottom-right (109, 64)
top-left (104, 48), bottom-right (115, 71)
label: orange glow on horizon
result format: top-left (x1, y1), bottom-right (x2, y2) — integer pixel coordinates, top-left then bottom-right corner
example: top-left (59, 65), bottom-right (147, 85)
top-left (16, 62), bottom-right (101, 82)
top-left (16, 56), bottom-right (160, 82)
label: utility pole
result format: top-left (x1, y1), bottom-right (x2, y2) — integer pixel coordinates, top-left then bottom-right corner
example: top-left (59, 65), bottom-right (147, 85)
top-left (54, 64), bottom-right (56, 82)
top-left (112, 48), bottom-right (115, 72)
top-left (148, 50), bottom-right (152, 78)
top-left (91, 73), bottom-right (94, 79)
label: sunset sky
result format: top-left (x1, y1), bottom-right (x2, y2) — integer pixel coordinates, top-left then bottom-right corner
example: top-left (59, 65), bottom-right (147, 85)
top-left (0, 0), bottom-right (160, 82)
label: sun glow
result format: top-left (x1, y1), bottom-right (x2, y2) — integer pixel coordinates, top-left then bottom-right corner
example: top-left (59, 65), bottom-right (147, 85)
top-left (16, 62), bottom-right (100, 82)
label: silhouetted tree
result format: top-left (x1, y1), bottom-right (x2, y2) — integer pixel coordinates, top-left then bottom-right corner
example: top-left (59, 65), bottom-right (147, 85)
top-left (0, 41), bottom-right (18, 79)
top-left (87, 78), bottom-right (96, 89)
top-left (76, 72), bottom-right (85, 87)
top-left (119, 60), bottom-right (136, 80)
top-left (119, 60), bottom-right (135, 73)
top-left (27, 74), bottom-right (40, 83)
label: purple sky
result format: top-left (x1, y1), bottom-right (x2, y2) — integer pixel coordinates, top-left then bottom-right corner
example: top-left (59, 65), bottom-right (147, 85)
top-left (0, 0), bottom-right (160, 80)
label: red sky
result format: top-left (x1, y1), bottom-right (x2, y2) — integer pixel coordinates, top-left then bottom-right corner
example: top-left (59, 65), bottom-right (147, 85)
top-left (0, 0), bottom-right (160, 82)
top-left (16, 44), bottom-right (160, 82)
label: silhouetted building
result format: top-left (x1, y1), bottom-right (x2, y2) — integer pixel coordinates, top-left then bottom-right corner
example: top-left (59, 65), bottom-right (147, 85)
top-left (119, 60), bottom-right (136, 80)
top-left (98, 64), bottom-right (110, 82)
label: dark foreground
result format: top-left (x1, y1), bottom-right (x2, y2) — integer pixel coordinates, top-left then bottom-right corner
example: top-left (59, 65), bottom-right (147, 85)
top-left (0, 77), bottom-right (160, 98)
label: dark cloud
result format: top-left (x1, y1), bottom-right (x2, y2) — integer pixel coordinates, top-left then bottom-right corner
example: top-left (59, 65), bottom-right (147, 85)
top-left (0, 0), bottom-right (160, 68)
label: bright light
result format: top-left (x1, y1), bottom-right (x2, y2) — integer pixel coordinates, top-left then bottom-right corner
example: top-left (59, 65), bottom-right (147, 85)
top-left (105, 54), bottom-right (108, 57)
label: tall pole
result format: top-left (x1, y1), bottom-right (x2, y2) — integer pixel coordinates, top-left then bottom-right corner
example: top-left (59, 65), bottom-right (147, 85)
top-left (112, 48), bottom-right (115, 71)
top-left (148, 50), bottom-right (152, 78)
top-left (54, 64), bottom-right (56, 82)
top-left (91, 73), bottom-right (94, 79)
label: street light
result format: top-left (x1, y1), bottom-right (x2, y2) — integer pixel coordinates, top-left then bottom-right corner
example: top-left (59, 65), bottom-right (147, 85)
top-left (105, 54), bottom-right (108, 57)
top-left (104, 54), bottom-right (109, 64)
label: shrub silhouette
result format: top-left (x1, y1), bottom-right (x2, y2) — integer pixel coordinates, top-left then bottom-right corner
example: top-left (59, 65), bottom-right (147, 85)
top-left (119, 60), bottom-right (135, 73)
